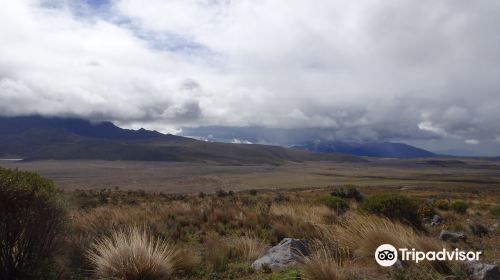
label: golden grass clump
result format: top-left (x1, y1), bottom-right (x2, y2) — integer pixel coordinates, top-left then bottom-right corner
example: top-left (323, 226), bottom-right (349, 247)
top-left (333, 213), bottom-right (452, 274)
top-left (335, 213), bottom-right (418, 259)
top-left (270, 204), bottom-right (333, 225)
top-left (228, 235), bottom-right (268, 262)
top-left (303, 241), bottom-right (349, 280)
top-left (87, 227), bottom-right (180, 280)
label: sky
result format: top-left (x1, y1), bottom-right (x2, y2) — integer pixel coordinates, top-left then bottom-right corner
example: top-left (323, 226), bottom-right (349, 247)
top-left (1, 0), bottom-right (500, 156)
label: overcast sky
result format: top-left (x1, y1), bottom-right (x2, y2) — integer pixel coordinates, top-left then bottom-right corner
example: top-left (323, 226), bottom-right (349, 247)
top-left (1, 0), bottom-right (500, 155)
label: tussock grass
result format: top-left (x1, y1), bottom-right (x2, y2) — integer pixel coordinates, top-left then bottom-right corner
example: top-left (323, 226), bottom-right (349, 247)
top-left (228, 235), bottom-right (268, 262)
top-left (270, 204), bottom-right (333, 224)
top-left (87, 227), bottom-right (180, 280)
top-left (303, 241), bottom-right (349, 280)
top-left (335, 213), bottom-right (418, 259)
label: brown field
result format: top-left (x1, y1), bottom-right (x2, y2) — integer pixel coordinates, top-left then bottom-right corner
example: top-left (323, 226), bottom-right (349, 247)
top-left (1, 157), bottom-right (500, 194)
top-left (2, 158), bottom-right (499, 279)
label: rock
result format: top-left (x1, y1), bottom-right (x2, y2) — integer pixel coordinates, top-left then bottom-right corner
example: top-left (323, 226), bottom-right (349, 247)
top-left (469, 223), bottom-right (489, 237)
top-left (444, 276), bottom-right (459, 280)
top-left (439, 230), bottom-right (466, 242)
top-left (432, 214), bottom-right (443, 223)
top-left (467, 262), bottom-right (499, 280)
top-left (489, 223), bottom-right (499, 232)
top-left (252, 238), bottom-right (308, 271)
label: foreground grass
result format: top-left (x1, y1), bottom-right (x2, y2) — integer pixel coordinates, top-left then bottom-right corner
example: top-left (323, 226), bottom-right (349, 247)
top-left (55, 185), bottom-right (500, 280)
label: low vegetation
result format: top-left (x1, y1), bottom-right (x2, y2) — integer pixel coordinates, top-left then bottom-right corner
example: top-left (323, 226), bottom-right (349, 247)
top-left (87, 227), bottom-right (181, 280)
top-left (0, 169), bottom-right (498, 279)
top-left (359, 193), bottom-right (422, 229)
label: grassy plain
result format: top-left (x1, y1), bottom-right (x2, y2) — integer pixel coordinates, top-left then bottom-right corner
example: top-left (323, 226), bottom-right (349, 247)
top-left (1, 157), bottom-right (499, 279)
top-left (1, 157), bottom-right (499, 193)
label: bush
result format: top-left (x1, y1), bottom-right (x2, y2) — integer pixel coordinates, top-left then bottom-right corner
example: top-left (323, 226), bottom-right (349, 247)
top-left (359, 193), bottom-right (421, 228)
top-left (331, 186), bottom-right (363, 202)
top-left (450, 201), bottom-right (468, 214)
top-left (417, 202), bottom-right (436, 218)
top-left (216, 189), bottom-right (229, 197)
top-left (433, 199), bottom-right (450, 210)
top-left (320, 195), bottom-right (349, 213)
top-left (468, 222), bottom-right (489, 237)
top-left (0, 168), bottom-right (67, 279)
top-left (490, 206), bottom-right (500, 218)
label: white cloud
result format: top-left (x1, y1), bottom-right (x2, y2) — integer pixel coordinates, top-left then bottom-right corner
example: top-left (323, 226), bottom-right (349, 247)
top-left (1, 0), bottom-right (500, 149)
top-left (465, 139), bottom-right (480, 145)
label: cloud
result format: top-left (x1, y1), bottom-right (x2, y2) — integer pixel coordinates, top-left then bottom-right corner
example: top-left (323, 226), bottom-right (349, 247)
top-left (465, 139), bottom-right (480, 145)
top-left (1, 0), bottom-right (500, 154)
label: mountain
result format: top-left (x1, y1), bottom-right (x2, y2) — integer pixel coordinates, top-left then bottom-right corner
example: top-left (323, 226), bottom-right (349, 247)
top-left (295, 140), bottom-right (435, 158)
top-left (0, 116), bottom-right (363, 165)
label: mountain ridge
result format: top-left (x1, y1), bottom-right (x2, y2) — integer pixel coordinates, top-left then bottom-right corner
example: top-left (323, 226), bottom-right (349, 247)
top-left (0, 116), bottom-right (363, 165)
top-left (294, 140), bottom-right (435, 158)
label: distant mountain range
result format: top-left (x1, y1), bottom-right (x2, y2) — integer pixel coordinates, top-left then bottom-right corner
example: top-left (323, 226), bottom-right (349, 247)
top-left (0, 116), bottom-right (363, 165)
top-left (294, 140), bottom-right (435, 158)
top-left (181, 126), bottom-right (436, 158)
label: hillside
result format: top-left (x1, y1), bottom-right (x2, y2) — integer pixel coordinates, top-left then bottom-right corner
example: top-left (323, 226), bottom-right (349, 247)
top-left (0, 116), bottom-right (363, 164)
top-left (295, 140), bottom-right (435, 158)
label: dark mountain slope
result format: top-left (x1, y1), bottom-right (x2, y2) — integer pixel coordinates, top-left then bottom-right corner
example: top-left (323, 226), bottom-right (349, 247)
top-left (295, 140), bottom-right (435, 158)
top-left (0, 116), bottom-right (363, 164)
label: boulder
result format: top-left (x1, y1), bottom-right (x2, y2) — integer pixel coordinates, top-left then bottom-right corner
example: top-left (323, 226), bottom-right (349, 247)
top-left (467, 262), bottom-right (499, 280)
top-left (432, 214), bottom-right (443, 223)
top-left (252, 238), bottom-right (308, 271)
top-left (439, 230), bottom-right (466, 242)
top-left (489, 223), bottom-right (499, 232)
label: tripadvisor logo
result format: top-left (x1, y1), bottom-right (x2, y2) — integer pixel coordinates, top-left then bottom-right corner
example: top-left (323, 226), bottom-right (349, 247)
top-left (375, 244), bottom-right (482, 267)
top-left (375, 244), bottom-right (398, 267)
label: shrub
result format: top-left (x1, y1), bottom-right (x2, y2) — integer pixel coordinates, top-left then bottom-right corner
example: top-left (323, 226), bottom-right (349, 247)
top-left (433, 199), bottom-right (450, 210)
top-left (87, 227), bottom-right (180, 280)
top-left (490, 206), bottom-right (500, 218)
top-left (331, 186), bottom-right (363, 202)
top-left (450, 201), bottom-right (468, 214)
top-left (359, 193), bottom-right (421, 228)
top-left (216, 189), bottom-right (228, 197)
top-left (0, 168), bottom-right (67, 279)
top-left (319, 195), bottom-right (349, 214)
top-left (417, 202), bottom-right (436, 218)
top-left (468, 222), bottom-right (489, 237)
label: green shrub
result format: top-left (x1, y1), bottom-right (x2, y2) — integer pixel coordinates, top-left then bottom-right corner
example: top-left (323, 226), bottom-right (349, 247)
top-left (468, 222), bottom-right (489, 237)
top-left (489, 206), bottom-right (500, 218)
top-left (320, 195), bottom-right (349, 213)
top-left (417, 202), bottom-right (436, 219)
top-left (359, 193), bottom-right (421, 228)
top-left (331, 186), bottom-right (363, 202)
top-left (0, 168), bottom-right (67, 279)
top-left (450, 201), bottom-right (468, 214)
top-left (433, 199), bottom-right (450, 210)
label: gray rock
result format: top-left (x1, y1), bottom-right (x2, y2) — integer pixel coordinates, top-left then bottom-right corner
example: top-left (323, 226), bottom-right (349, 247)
top-left (439, 230), bottom-right (466, 242)
top-left (252, 238), bottom-right (308, 271)
top-left (432, 214), bottom-right (443, 223)
top-left (467, 262), bottom-right (499, 280)
top-left (488, 223), bottom-right (499, 232)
